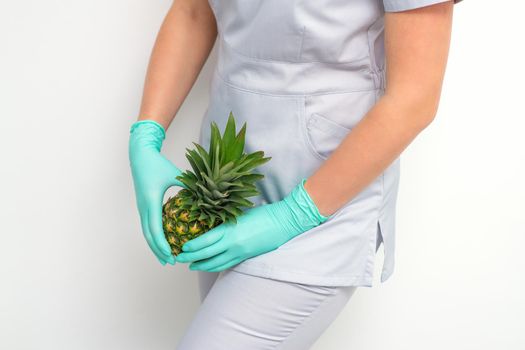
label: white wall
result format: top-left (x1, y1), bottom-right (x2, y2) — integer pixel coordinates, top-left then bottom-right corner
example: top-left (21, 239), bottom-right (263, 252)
top-left (1, 1), bottom-right (523, 349)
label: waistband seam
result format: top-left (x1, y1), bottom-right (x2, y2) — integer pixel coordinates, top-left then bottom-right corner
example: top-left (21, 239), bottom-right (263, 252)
top-left (214, 68), bottom-right (382, 98)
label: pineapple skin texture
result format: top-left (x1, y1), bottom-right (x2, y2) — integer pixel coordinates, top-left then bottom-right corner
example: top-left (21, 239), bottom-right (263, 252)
top-left (162, 190), bottom-right (218, 256)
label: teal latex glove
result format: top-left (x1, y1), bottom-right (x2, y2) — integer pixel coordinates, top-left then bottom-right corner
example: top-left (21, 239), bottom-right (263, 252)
top-left (129, 120), bottom-right (185, 266)
top-left (174, 179), bottom-right (331, 272)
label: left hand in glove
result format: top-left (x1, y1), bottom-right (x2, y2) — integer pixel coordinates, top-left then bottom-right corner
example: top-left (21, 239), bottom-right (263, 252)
top-left (174, 178), bottom-right (331, 272)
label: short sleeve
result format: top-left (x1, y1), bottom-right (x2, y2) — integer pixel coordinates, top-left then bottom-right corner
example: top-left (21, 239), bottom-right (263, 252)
top-left (383, 0), bottom-right (463, 12)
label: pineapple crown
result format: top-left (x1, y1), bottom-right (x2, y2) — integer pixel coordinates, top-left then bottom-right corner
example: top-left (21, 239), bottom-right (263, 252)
top-left (175, 111), bottom-right (271, 226)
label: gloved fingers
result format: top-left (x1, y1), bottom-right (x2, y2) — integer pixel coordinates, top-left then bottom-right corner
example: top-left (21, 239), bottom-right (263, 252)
top-left (167, 176), bottom-right (186, 190)
top-left (140, 213), bottom-right (167, 265)
top-left (148, 203), bottom-right (176, 264)
top-left (188, 251), bottom-right (236, 271)
top-left (172, 178), bottom-right (187, 189)
top-left (206, 257), bottom-right (244, 273)
top-left (182, 225), bottom-right (227, 252)
top-left (161, 155), bottom-right (187, 189)
top-left (175, 239), bottom-right (228, 263)
top-left (169, 167), bottom-right (187, 189)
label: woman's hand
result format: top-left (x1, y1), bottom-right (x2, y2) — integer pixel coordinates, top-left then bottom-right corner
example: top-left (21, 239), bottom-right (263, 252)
top-left (174, 179), bottom-right (330, 272)
top-left (129, 120), bottom-right (186, 265)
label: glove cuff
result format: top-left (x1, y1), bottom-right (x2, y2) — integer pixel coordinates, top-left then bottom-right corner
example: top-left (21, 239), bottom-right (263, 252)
top-left (129, 120), bottom-right (166, 152)
top-left (295, 178), bottom-right (330, 225)
top-left (279, 178), bottom-right (330, 235)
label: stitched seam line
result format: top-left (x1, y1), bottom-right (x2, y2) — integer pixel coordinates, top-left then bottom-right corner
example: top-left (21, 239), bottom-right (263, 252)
top-left (235, 262), bottom-right (371, 279)
top-left (215, 69), bottom-right (379, 98)
top-left (221, 37), bottom-right (370, 65)
top-left (297, 25), bottom-right (306, 61)
top-left (299, 98), bottom-right (327, 161)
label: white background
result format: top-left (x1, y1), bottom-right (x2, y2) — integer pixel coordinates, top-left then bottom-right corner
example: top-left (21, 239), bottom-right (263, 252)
top-left (1, 0), bottom-right (523, 349)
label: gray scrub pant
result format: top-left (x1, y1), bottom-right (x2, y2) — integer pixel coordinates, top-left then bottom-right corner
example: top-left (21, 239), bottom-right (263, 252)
top-left (176, 270), bottom-right (357, 350)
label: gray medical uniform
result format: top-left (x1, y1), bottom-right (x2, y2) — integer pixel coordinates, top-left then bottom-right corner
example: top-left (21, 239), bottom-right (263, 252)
top-left (196, 0), bottom-right (463, 289)
top-left (178, 0), bottom-right (464, 349)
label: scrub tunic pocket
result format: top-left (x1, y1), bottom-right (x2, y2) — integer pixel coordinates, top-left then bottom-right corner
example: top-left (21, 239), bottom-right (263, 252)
top-left (304, 112), bottom-right (352, 161)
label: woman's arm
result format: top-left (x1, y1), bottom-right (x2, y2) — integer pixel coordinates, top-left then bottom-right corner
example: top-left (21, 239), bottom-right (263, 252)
top-left (305, 1), bottom-right (455, 216)
top-left (128, 0), bottom-right (217, 266)
top-left (138, 0), bottom-right (217, 130)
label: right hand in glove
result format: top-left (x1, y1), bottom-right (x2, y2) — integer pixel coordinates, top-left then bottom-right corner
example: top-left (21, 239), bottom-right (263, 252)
top-left (129, 120), bottom-right (185, 265)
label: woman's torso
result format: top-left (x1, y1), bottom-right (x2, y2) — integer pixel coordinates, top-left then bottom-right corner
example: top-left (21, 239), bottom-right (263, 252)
top-left (197, 0), bottom-right (399, 287)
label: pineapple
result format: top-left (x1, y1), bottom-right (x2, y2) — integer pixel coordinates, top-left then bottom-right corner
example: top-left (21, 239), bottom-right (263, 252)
top-left (162, 111), bottom-right (271, 256)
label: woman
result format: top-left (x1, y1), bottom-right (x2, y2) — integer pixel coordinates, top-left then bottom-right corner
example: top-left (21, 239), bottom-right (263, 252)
top-left (129, 0), bottom-right (463, 348)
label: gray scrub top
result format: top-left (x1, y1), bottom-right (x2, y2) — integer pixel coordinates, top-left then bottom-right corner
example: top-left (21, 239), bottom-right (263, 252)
top-left (198, 0), bottom-right (464, 287)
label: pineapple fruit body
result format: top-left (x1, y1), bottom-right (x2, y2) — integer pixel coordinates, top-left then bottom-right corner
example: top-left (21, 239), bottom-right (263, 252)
top-left (162, 112), bottom-right (271, 256)
top-left (162, 189), bottom-right (214, 255)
